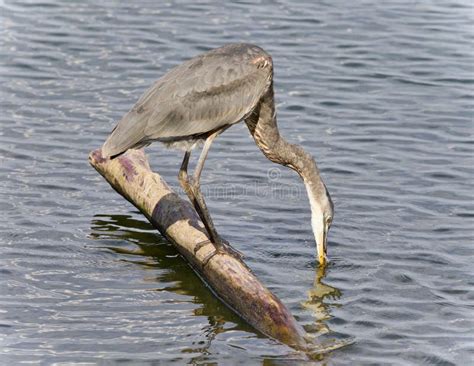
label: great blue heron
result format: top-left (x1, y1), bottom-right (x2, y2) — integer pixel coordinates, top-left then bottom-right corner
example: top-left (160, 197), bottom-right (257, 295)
top-left (102, 43), bottom-right (334, 265)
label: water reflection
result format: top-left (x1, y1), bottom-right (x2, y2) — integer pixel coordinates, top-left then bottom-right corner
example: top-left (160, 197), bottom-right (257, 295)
top-left (302, 265), bottom-right (342, 337)
top-left (300, 265), bottom-right (353, 361)
top-left (89, 213), bottom-right (258, 356)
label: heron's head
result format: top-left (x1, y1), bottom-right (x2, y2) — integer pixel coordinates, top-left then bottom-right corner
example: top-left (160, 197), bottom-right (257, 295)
top-left (304, 180), bottom-right (334, 265)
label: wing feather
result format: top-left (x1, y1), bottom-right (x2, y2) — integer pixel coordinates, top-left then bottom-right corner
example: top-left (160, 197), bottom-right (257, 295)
top-left (102, 44), bottom-right (272, 158)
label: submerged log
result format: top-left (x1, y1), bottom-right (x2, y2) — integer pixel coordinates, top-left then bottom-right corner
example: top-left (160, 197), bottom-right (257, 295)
top-left (89, 148), bottom-right (307, 349)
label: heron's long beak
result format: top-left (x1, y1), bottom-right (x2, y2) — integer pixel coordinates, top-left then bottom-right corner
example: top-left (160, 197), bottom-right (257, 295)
top-left (305, 182), bottom-right (330, 265)
top-left (315, 223), bottom-right (328, 266)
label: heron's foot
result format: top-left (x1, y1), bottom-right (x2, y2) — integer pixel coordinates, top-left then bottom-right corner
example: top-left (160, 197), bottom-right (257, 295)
top-left (196, 236), bottom-right (244, 267)
top-left (215, 237), bottom-right (244, 260)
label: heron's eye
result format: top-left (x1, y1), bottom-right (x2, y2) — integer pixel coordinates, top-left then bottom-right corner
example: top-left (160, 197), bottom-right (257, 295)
top-left (326, 216), bottom-right (333, 227)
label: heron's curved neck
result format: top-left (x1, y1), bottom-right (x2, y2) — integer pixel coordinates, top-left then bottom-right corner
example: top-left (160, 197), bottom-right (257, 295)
top-left (245, 87), bottom-right (321, 185)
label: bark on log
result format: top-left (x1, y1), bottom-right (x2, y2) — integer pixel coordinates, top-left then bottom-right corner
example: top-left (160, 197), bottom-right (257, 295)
top-left (89, 148), bottom-right (307, 349)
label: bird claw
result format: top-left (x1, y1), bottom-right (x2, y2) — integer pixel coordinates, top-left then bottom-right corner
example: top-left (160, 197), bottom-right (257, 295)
top-left (196, 237), bottom-right (244, 267)
top-left (218, 239), bottom-right (244, 260)
top-left (194, 239), bottom-right (212, 255)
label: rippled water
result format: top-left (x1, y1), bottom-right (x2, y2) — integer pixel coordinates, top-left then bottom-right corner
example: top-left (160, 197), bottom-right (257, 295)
top-left (1, 0), bottom-right (473, 364)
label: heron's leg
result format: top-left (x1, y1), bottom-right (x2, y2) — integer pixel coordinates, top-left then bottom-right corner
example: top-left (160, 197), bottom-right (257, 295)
top-left (191, 134), bottom-right (223, 245)
top-left (179, 150), bottom-right (209, 226)
top-left (178, 150), bottom-right (194, 204)
top-left (179, 151), bottom-right (215, 255)
top-left (179, 133), bottom-right (243, 262)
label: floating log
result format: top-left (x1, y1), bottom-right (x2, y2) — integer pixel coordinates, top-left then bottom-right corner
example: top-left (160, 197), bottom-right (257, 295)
top-left (89, 148), bottom-right (307, 349)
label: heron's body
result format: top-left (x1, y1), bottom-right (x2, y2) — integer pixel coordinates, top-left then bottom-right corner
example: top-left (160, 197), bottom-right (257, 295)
top-left (103, 44), bottom-right (273, 157)
top-left (103, 43), bottom-right (333, 265)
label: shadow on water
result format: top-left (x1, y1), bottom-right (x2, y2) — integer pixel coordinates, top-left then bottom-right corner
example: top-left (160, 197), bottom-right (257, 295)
top-left (89, 213), bottom-right (260, 355)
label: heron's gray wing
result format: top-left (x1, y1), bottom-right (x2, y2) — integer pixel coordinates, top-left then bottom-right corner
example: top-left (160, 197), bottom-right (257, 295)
top-left (102, 44), bottom-right (272, 158)
top-left (145, 45), bottom-right (273, 139)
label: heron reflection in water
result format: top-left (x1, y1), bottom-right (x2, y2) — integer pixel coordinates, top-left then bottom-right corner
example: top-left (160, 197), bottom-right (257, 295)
top-left (102, 43), bottom-right (334, 264)
top-left (303, 265), bottom-right (342, 336)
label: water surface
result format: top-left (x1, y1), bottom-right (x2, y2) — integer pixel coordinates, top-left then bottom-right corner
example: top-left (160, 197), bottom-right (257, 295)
top-left (1, 0), bottom-right (473, 364)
